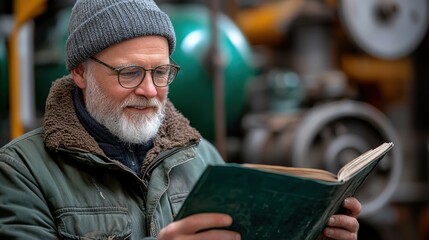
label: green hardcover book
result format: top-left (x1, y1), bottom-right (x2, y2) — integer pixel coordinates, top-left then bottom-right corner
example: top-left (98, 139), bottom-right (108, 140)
top-left (175, 142), bottom-right (394, 240)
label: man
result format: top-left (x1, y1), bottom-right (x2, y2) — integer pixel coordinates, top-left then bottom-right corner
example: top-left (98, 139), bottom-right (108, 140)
top-left (0, 0), bottom-right (360, 239)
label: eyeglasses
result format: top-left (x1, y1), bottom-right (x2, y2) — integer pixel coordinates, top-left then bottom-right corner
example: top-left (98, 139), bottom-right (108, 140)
top-left (89, 57), bottom-right (180, 88)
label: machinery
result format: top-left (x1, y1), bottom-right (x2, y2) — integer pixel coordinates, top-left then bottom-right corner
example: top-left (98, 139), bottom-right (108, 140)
top-left (242, 100), bottom-right (402, 217)
top-left (238, 0), bottom-right (428, 238)
top-left (339, 0), bottom-right (428, 60)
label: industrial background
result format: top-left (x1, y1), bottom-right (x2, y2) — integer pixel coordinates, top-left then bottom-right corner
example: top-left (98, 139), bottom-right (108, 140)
top-left (0, 0), bottom-right (428, 239)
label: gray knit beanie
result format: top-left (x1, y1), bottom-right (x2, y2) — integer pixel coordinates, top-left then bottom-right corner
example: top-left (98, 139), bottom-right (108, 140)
top-left (66, 0), bottom-right (176, 71)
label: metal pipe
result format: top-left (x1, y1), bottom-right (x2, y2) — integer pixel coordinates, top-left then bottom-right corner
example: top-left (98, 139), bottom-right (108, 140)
top-left (9, 26), bottom-right (23, 138)
top-left (210, 0), bottom-right (227, 160)
top-left (9, 0), bottom-right (46, 139)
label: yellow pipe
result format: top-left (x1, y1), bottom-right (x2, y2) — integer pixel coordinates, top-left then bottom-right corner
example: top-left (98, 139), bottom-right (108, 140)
top-left (234, 0), bottom-right (305, 45)
top-left (9, 30), bottom-right (22, 138)
top-left (9, 0), bottom-right (46, 139)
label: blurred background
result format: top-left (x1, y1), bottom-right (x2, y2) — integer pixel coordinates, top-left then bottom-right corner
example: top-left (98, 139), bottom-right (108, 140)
top-left (1, 0), bottom-right (428, 239)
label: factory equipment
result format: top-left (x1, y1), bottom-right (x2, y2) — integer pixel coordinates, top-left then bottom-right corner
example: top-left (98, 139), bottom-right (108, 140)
top-left (339, 0), bottom-right (428, 59)
top-left (238, 0), bottom-right (428, 238)
top-left (242, 100), bottom-right (402, 217)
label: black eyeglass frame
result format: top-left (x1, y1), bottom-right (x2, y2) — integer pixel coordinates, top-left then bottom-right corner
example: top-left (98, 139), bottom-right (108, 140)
top-left (89, 56), bottom-right (180, 88)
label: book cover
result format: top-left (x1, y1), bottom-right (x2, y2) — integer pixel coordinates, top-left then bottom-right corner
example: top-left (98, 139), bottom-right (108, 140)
top-left (175, 142), bottom-right (393, 240)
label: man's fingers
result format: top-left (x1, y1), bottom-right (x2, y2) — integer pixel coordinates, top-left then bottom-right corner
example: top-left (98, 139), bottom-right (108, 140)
top-left (327, 215), bottom-right (359, 233)
top-left (195, 229), bottom-right (241, 240)
top-left (159, 213), bottom-right (233, 237)
top-left (323, 226), bottom-right (358, 240)
top-left (343, 197), bottom-right (362, 218)
top-left (180, 213), bottom-right (233, 233)
top-left (324, 215), bottom-right (359, 240)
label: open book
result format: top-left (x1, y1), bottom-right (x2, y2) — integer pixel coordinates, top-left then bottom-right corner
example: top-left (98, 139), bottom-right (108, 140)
top-left (243, 142), bottom-right (393, 182)
top-left (175, 142), bottom-right (393, 240)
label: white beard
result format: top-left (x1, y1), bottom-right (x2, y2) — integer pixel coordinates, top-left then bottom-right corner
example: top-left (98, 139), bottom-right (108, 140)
top-left (83, 69), bottom-right (166, 144)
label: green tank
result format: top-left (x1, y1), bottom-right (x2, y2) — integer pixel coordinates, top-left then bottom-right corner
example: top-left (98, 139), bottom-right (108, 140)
top-left (162, 4), bottom-right (256, 141)
top-left (0, 36), bottom-right (8, 119)
top-left (34, 8), bottom-right (70, 113)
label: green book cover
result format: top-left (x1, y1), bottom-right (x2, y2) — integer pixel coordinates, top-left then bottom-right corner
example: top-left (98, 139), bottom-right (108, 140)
top-left (175, 142), bottom-right (393, 240)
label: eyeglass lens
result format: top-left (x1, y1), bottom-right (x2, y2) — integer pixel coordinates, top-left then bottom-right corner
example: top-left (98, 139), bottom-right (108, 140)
top-left (118, 65), bottom-right (178, 88)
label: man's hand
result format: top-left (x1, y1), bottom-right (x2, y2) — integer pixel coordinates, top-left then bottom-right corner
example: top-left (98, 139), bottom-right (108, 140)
top-left (158, 213), bottom-right (240, 240)
top-left (322, 197), bottom-right (361, 240)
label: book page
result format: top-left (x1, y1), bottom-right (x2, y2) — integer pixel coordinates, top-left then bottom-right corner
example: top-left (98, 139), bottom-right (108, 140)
top-left (337, 142), bottom-right (393, 181)
top-left (242, 163), bottom-right (338, 182)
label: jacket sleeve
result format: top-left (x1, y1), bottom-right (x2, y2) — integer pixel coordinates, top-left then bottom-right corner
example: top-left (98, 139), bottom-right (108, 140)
top-left (0, 152), bottom-right (58, 239)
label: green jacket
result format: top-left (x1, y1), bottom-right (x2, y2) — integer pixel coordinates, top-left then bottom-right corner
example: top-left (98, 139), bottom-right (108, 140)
top-left (0, 77), bottom-right (224, 239)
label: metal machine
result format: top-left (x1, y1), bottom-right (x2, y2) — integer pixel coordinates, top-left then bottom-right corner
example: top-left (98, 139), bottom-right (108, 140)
top-left (239, 0), bottom-right (428, 238)
top-left (242, 100), bottom-right (402, 217)
top-left (339, 0), bottom-right (428, 59)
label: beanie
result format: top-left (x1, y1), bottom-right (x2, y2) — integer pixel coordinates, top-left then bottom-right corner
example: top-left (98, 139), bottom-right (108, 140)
top-left (66, 0), bottom-right (176, 71)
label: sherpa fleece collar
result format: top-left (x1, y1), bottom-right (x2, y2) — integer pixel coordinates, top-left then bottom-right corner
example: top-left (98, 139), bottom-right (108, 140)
top-left (43, 75), bottom-right (201, 166)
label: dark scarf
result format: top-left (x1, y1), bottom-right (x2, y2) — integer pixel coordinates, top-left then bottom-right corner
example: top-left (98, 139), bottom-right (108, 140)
top-left (73, 87), bottom-right (153, 175)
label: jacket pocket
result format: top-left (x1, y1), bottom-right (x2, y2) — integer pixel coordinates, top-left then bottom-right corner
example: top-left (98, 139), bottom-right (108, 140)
top-left (54, 206), bottom-right (132, 240)
top-left (169, 193), bottom-right (188, 218)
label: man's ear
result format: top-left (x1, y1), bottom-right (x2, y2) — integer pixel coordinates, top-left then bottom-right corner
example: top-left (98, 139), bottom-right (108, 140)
top-left (71, 63), bottom-right (87, 89)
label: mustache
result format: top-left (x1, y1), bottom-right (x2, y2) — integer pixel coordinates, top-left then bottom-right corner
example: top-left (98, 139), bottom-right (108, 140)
top-left (121, 97), bottom-right (162, 109)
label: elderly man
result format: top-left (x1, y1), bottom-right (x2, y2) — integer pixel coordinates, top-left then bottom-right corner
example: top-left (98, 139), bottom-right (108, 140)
top-left (0, 0), bottom-right (360, 239)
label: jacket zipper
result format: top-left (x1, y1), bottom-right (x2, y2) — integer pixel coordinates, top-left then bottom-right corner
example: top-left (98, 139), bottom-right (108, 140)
top-left (141, 142), bottom-right (197, 188)
top-left (126, 145), bottom-right (138, 172)
top-left (143, 142), bottom-right (198, 236)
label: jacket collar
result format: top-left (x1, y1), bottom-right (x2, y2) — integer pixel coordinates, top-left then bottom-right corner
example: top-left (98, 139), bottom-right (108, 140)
top-left (43, 75), bottom-right (201, 165)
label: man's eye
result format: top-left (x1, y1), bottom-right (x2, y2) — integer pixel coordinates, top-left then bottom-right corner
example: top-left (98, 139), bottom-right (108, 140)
top-left (155, 66), bottom-right (170, 75)
top-left (120, 67), bottom-right (143, 79)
